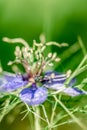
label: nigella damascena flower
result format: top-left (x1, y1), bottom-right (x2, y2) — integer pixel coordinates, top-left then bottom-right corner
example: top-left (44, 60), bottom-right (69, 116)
top-left (1, 37), bottom-right (85, 106)
top-left (1, 71), bottom-right (83, 105)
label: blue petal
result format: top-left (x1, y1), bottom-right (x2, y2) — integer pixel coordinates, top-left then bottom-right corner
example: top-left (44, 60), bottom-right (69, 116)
top-left (2, 73), bottom-right (28, 92)
top-left (19, 87), bottom-right (48, 106)
top-left (63, 87), bottom-right (84, 96)
top-left (43, 71), bottom-right (83, 96)
top-left (0, 76), bottom-right (7, 92)
top-left (43, 71), bottom-right (66, 88)
top-left (43, 71), bottom-right (66, 84)
top-left (4, 73), bottom-right (17, 82)
top-left (4, 77), bottom-right (28, 92)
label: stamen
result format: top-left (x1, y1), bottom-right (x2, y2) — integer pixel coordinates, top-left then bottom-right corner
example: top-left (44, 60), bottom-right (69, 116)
top-left (52, 53), bottom-right (57, 59)
top-left (46, 42), bottom-right (61, 47)
top-left (14, 46), bottom-right (22, 58)
top-left (48, 63), bottom-right (54, 66)
top-left (39, 34), bottom-right (46, 44)
top-left (7, 61), bottom-right (14, 65)
top-left (50, 73), bottom-right (55, 79)
top-left (55, 57), bottom-right (61, 62)
top-left (3, 37), bottom-right (30, 49)
top-left (66, 70), bottom-right (72, 78)
top-left (41, 46), bottom-right (46, 52)
top-left (29, 78), bottom-right (35, 84)
top-left (3, 36), bottom-right (68, 78)
top-left (48, 53), bottom-right (52, 58)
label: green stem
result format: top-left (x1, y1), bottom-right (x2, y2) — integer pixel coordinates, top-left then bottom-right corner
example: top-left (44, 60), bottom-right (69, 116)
top-left (50, 100), bottom-right (57, 125)
top-left (78, 36), bottom-right (87, 56)
top-left (0, 99), bottom-right (10, 122)
top-left (54, 95), bottom-right (86, 130)
top-left (34, 107), bottom-right (41, 130)
top-left (0, 98), bottom-right (20, 122)
top-left (28, 112), bottom-right (34, 130)
top-left (74, 64), bottom-right (87, 76)
top-left (25, 104), bottom-right (46, 122)
top-left (52, 119), bottom-right (74, 128)
top-left (41, 105), bottom-right (51, 130)
top-left (65, 55), bottom-right (87, 85)
top-left (53, 108), bottom-right (78, 125)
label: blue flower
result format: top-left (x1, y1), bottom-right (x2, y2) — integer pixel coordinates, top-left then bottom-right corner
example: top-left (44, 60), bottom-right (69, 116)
top-left (2, 37), bottom-right (85, 106)
top-left (0, 71), bottom-right (84, 106)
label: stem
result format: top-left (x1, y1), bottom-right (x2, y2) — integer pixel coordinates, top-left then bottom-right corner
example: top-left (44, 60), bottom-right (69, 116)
top-left (78, 36), bottom-right (87, 56)
top-left (65, 55), bottom-right (87, 85)
top-left (28, 112), bottom-right (34, 130)
top-left (34, 107), bottom-right (41, 130)
top-left (50, 100), bottom-right (57, 125)
top-left (74, 64), bottom-right (87, 76)
top-left (54, 95), bottom-right (87, 130)
top-left (52, 119), bottom-right (74, 128)
top-left (77, 55), bottom-right (87, 69)
top-left (25, 104), bottom-right (46, 122)
top-left (0, 99), bottom-right (10, 122)
top-left (41, 105), bottom-right (51, 130)
top-left (53, 108), bottom-right (78, 125)
top-left (0, 98), bottom-right (20, 122)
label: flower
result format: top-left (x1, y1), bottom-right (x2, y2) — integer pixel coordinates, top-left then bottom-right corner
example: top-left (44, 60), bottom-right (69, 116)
top-left (1, 37), bottom-right (85, 106)
top-left (0, 71), bottom-right (84, 106)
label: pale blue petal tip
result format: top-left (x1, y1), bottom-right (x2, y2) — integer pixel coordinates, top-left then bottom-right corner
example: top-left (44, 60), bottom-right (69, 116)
top-left (64, 87), bottom-right (84, 96)
top-left (3, 75), bottom-right (28, 92)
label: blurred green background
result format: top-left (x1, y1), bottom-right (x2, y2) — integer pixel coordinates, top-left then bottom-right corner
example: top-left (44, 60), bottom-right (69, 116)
top-left (0, 0), bottom-right (87, 130)
top-left (0, 0), bottom-right (87, 71)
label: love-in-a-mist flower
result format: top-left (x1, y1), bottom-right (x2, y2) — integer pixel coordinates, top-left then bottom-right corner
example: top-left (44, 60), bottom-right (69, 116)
top-left (0, 36), bottom-right (84, 106)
